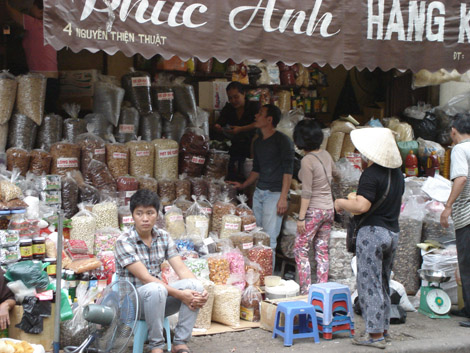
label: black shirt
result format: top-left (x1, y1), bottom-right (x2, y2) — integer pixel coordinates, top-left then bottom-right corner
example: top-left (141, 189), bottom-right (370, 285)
top-left (355, 164), bottom-right (405, 232)
top-left (253, 131), bottom-right (295, 192)
top-left (216, 100), bottom-right (259, 158)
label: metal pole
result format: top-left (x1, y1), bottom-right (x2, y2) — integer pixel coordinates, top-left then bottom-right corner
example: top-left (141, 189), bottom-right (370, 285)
top-left (53, 211), bottom-right (63, 353)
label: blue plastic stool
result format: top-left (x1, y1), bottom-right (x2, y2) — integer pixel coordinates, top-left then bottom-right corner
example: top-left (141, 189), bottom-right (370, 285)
top-left (308, 282), bottom-right (354, 326)
top-left (111, 274), bottom-right (172, 352)
top-left (272, 301), bottom-right (320, 346)
top-left (316, 315), bottom-right (355, 339)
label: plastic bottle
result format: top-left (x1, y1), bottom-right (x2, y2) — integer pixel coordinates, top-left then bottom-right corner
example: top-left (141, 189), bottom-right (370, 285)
top-left (89, 270), bottom-right (98, 289)
top-left (97, 266), bottom-right (107, 290)
top-left (425, 151), bottom-right (440, 177)
top-left (77, 271), bottom-right (89, 293)
top-left (66, 270), bottom-right (77, 302)
top-left (405, 150), bottom-right (418, 177)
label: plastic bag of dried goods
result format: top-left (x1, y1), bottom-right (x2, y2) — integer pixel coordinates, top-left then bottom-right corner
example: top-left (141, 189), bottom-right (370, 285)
top-left (175, 175), bottom-right (191, 201)
top-left (88, 158), bottom-right (116, 195)
top-left (172, 77), bottom-right (197, 122)
top-left (15, 73), bottom-right (46, 126)
top-left (84, 113), bottom-right (113, 140)
top-left (211, 284), bottom-right (241, 327)
top-left (7, 113), bottom-right (38, 151)
top-left (127, 138), bottom-right (154, 177)
top-left (121, 68), bottom-right (152, 115)
top-left (0, 70), bottom-right (17, 125)
top-left (136, 175), bottom-right (158, 193)
top-left (62, 172), bottom-right (79, 219)
top-left (153, 138), bottom-right (178, 180)
top-left (151, 82), bottom-right (174, 122)
top-left (50, 141), bottom-right (80, 177)
top-left (6, 147), bottom-right (30, 177)
top-left (204, 150), bottom-right (229, 179)
top-left (185, 196), bottom-right (209, 239)
top-left (162, 111), bottom-right (187, 143)
top-left (114, 107), bottom-right (140, 143)
top-left (36, 113), bottom-right (63, 151)
top-left (93, 81), bottom-right (125, 127)
top-left (240, 269), bottom-right (262, 322)
top-left (70, 204), bottom-right (97, 253)
top-left (139, 112), bottom-right (162, 141)
top-left (106, 136), bottom-right (129, 179)
top-left (164, 205), bottom-right (186, 239)
top-left (212, 194), bottom-right (236, 235)
top-left (179, 126), bottom-right (209, 177)
top-left (76, 125), bottom-right (106, 184)
top-left (29, 149), bottom-right (52, 176)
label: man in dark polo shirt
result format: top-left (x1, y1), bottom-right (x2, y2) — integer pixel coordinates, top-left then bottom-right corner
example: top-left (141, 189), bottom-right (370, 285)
top-left (231, 104), bottom-right (295, 266)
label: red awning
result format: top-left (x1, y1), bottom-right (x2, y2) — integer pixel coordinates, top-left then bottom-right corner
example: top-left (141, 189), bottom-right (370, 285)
top-left (43, 0), bottom-right (470, 73)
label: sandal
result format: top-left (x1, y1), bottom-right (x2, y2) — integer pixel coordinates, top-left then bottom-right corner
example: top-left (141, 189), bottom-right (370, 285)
top-left (172, 348), bottom-right (192, 353)
top-left (352, 336), bottom-right (386, 349)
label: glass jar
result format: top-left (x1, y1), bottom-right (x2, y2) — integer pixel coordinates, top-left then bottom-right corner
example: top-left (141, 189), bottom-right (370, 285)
top-left (32, 237), bottom-right (46, 260)
top-left (19, 239), bottom-right (33, 261)
top-left (44, 258), bottom-right (57, 277)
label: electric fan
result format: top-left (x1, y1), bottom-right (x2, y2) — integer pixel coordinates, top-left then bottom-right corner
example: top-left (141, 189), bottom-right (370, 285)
top-left (64, 279), bottom-right (139, 353)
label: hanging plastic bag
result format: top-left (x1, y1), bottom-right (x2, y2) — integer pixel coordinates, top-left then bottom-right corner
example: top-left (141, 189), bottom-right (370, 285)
top-left (7, 113), bottom-right (38, 151)
top-left (0, 70), bottom-right (17, 125)
top-left (114, 107), bottom-right (140, 143)
top-left (121, 68), bottom-right (153, 115)
top-left (93, 81), bottom-right (125, 127)
top-left (36, 113), bottom-right (63, 151)
top-left (240, 269), bottom-right (262, 322)
top-left (139, 112), bottom-right (162, 141)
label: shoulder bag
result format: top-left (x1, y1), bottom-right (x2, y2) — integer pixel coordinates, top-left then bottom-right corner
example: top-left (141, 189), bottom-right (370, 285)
top-left (346, 169), bottom-right (391, 254)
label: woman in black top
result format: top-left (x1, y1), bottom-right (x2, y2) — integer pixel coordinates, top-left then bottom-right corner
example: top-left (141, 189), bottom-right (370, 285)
top-left (214, 81), bottom-right (259, 181)
top-left (335, 127), bottom-right (404, 350)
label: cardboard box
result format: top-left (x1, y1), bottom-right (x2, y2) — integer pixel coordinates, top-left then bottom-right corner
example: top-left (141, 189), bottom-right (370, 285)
top-left (363, 102), bottom-right (385, 120)
top-left (260, 295), bottom-right (308, 332)
top-left (9, 303), bottom-right (55, 351)
top-left (198, 81), bottom-right (230, 111)
top-left (59, 69), bottom-right (99, 97)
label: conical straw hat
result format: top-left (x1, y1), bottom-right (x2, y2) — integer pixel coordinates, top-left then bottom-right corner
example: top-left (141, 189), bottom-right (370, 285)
top-left (350, 127), bottom-right (402, 168)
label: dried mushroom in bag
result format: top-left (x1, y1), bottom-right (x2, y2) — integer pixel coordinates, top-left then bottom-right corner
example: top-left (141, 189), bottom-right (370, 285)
top-left (6, 147), bottom-right (30, 177)
top-left (15, 73), bottom-right (46, 126)
top-left (127, 139), bottom-right (154, 177)
top-left (7, 113), bottom-right (38, 151)
top-left (50, 141), bottom-right (80, 177)
top-left (29, 149), bottom-right (52, 176)
top-left (36, 114), bottom-right (63, 151)
top-left (0, 70), bottom-right (17, 125)
top-left (153, 138), bottom-right (178, 180)
top-left (121, 69), bottom-right (153, 115)
top-left (114, 107), bottom-right (140, 143)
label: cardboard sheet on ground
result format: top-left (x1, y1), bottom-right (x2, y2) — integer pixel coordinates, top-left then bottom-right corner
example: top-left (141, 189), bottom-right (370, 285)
top-left (192, 320), bottom-right (260, 336)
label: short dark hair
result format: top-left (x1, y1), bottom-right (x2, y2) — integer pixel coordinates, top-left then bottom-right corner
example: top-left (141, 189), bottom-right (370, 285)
top-left (264, 104), bottom-right (281, 127)
top-left (293, 119), bottom-right (323, 151)
top-left (452, 113), bottom-right (470, 134)
top-left (130, 189), bottom-right (160, 214)
top-left (226, 81), bottom-right (245, 94)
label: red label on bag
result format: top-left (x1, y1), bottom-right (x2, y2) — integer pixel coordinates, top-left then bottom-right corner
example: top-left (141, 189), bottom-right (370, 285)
top-left (159, 149), bottom-right (178, 158)
top-left (113, 152), bottom-right (127, 159)
top-left (191, 156), bottom-right (205, 164)
top-left (57, 158), bottom-right (78, 168)
top-left (131, 77), bottom-right (150, 87)
top-left (136, 150), bottom-right (150, 157)
top-left (119, 124), bottom-right (135, 133)
top-left (158, 92), bottom-right (174, 100)
top-left (95, 148), bottom-right (105, 155)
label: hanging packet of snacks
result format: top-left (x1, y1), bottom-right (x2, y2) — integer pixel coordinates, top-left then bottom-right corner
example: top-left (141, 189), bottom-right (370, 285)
top-left (28, 149), bottom-right (52, 176)
top-left (172, 77), bottom-right (197, 122)
top-left (88, 157), bottom-right (117, 195)
top-left (229, 232), bottom-right (254, 257)
top-left (212, 194), bottom-right (236, 235)
top-left (184, 258), bottom-right (209, 280)
top-left (422, 201), bottom-right (455, 241)
top-left (179, 124), bottom-right (210, 177)
top-left (0, 70), bottom-right (17, 125)
top-left (114, 107), bottom-right (140, 143)
top-left (220, 211), bottom-right (242, 239)
top-left (240, 269), bottom-right (262, 322)
top-left (127, 138), bottom-right (154, 177)
top-left (185, 196), bottom-right (209, 239)
top-left (175, 174), bottom-right (191, 201)
top-left (76, 125), bottom-right (106, 183)
top-left (139, 112), bottom-right (162, 141)
top-left (161, 260), bottom-right (179, 284)
top-left (62, 103), bottom-right (87, 143)
top-left (70, 204), bottom-right (97, 254)
top-left (106, 135), bottom-right (129, 179)
top-left (93, 81), bottom-right (125, 127)
top-left (193, 279), bottom-right (214, 330)
top-left (153, 138), bottom-right (178, 180)
top-left (212, 284), bottom-right (241, 327)
top-left (93, 227), bottom-right (121, 255)
top-left (118, 205), bottom-right (134, 232)
top-left (136, 175), bottom-right (158, 193)
top-left (7, 113), bottom-right (38, 151)
top-left (36, 114), bottom-right (63, 151)
top-left (92, 199), bottom-right (119, 230)
top-left (190, 177), bottom-right (208, 199)
top-left (395, 196), bottom-right (425, 294)
top-left (207, 253), bottom-right (230, 285)
top-left (223, 246), bottom-right (246, 292)
top-left (50, 141), bottom-right (80, 177)
top-left (208, 180), bottom-right (222, 204)
top-left (248, 243), bottom-right (273, 286)
top-left (164, 205), bottom-right (186, 239)
top-left (121, 68), bottom-right (153, 115)
top-left (151, 79), bottom-right (174, 122)
top-left (236, 194), bottom-right (257, 232)
top-left (15, 73), bottom-right (46, 126)
top-left (116, 176), bottom-right (139, 204)
top-left (61, 172), bottom-right (79, 219)
top-left (204, 150), bottom-right (229, 179)
top-left (6, 147), bottom-right (30, 177)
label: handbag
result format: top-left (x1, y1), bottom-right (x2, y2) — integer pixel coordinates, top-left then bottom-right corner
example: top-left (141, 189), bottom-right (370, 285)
top-left (346, 169), bottom-right (391, 254)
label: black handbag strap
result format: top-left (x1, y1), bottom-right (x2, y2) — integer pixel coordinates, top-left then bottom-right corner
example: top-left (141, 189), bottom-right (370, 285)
top-left (356, 169), bottom-right (392, 228)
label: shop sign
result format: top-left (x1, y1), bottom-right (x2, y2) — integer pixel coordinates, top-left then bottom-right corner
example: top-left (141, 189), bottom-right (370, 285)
top-left (43, 0), bottom-right (470, 72)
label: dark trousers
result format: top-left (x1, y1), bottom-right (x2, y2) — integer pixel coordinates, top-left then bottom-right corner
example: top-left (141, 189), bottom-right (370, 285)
top-left (456, 225), bottom-right (470, 314)
top-left (227, 155), bottom-right (246, 181)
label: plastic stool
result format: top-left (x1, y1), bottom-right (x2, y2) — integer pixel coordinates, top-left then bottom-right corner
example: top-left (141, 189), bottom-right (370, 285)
top-left (317, 316), bottom-right (355, 340)
top-left (308, 282), bottom-right (354, 326)
top-left (272, 301), bottom-right (320, 346)
top-left (133, 318), bottom-right (171, 353)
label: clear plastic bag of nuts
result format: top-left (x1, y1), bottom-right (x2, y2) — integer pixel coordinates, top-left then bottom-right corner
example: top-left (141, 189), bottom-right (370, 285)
top-left (158, 179), bottom-right (176, 205)
top-left (127, 139), bottom-right (154, 177)
top-left (136, 175), bottom-right (158, 193)
top-left (164, 205), bottom-right (186, 239)
top-left (206, 253), bottom-right (230, 285)
top-left (235, 194), bottom-right (257, 232)
top-left (178, 127), bottom-right (209, 177)
top-left (6, 147), bottom-right (30, 176)
top-left (106, 136), bottom-right (129, 179)
top-left (212, 194), bottom-right (236, 235)
top-left (61, 172), bottom-right (79, 219)
top-left (88, 158), bottom-right (116, 194)
top-left (190, 177), bottom-right (208, 199)
top-left (175, 174), bottom-right (191, 201)
top-left (76, 127), bottom-right (106, 183)
top-left (185, 196), bottom-right (209, 239)
top-left (28, 149), bottom-right (52, 176)
top-left (50, 141), bottom-right (80, 177)
top-left (220, 212), bottom-right (242, 239)
top-left (153, 138), bottom-right (178, 180)
top-left (247, 243), bottom-right (273, 286)
top-left (240, 269), bottom-right (262, 322)
top-left (193, 279), bottom-right (214, 330)
top-left (204, 149), bottom-right (229, 179)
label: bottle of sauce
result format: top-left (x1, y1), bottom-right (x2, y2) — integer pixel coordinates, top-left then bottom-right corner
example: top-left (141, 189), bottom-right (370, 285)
top-left (405, 150), bottom-right (419, 177)
top-left (66, 270), bottom-right (77, 302)
top-left (425, 151), bottom-right (440, 177)
top-left (32, 237), bottom-right (46, 261)
top-left (19, 239), bottom-right (33, 261)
